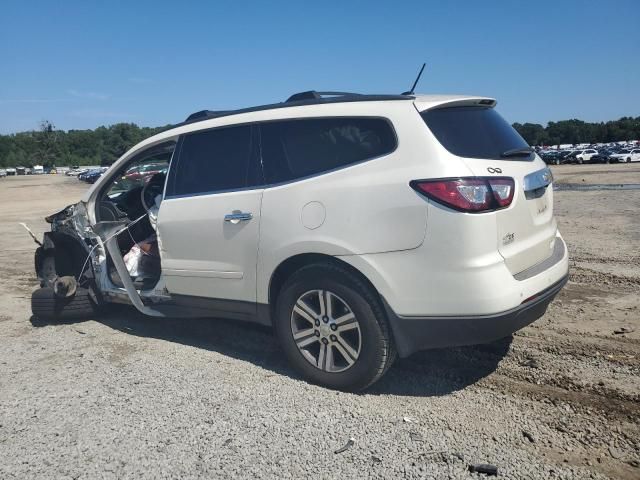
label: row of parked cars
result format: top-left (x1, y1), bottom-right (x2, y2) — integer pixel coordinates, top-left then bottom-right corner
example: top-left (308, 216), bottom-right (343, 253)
top-left (66, 167), bottom-right (109, 183)
top-left (68, 163), bottom-right (168, 184)
top-left (539, 145), bottom-right (640, 165)
top-left (0, 165), bottom-right (57, 176)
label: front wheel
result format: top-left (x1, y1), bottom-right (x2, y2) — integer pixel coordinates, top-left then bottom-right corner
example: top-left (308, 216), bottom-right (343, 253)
top-left (627, 157), bottom-right (632, 163)
top-left (274, 263), bottom-right (396, 391)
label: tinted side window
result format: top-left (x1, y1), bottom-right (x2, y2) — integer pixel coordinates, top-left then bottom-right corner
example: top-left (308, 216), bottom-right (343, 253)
top-left (260, 117), bottom-right (396, 183)
top-left (170, 125), bottom-right (256, 196)
top-left (421, 107), bottom-right (530, 160)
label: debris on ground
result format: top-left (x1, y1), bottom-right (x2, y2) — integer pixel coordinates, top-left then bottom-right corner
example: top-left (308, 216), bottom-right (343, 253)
top-left (403, 416), bottom-right (414, 423)
top-left (608, 446), bottom-right (624, 459)
top-left (370, 455), bottom-right (382, 464)
top-left (522, 430), bottom-right (535, 443)
top-left (520, 357), bottom-right (540, 369)
top-left (334, 437), bottom-right (355, 454)
top-left (613, 326), bottom-right (635, 334)
top-left (468, 463), bottom-right (499, 476)
top-left (409, 430), bottom-right (424, 442)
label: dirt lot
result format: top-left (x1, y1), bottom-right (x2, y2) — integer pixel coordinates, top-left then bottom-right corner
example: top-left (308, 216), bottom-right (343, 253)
top-left (0, 166), bottom-right (638, 479)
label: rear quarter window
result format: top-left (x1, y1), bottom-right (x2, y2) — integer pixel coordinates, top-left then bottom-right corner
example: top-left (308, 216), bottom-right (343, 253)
top-left (421, 106), bottom-right (531, 160)
top-left (260, 117), bottom-right (397, 184)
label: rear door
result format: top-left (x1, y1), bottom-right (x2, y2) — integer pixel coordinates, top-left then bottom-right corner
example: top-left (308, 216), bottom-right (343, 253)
top-left (158, 124), bottom-right (263, 304)
top-left (421, 105), bottom-right (557, 275)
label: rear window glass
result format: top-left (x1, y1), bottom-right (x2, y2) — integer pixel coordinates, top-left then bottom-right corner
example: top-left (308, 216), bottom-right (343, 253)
top-left (421, 106), bottom-right (530, 160)
top-left (260, 117), bottom-right (396, 184)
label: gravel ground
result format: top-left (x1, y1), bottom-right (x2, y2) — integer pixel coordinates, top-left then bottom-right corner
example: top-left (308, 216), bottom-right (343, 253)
top-left (0, 166), bottom-right (639, 479)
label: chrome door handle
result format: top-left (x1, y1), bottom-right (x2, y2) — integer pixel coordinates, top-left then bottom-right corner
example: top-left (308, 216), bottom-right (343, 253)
top-left (224, 211), bottom-right (253, 224)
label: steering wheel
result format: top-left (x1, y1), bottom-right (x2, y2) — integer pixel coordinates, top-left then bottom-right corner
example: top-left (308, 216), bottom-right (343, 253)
top-left (141, 173), bottom-right (166, 213)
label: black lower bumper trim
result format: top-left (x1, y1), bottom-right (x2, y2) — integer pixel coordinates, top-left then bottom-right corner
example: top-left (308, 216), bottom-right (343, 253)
top-left (384, 275), bottom-right (568, 358)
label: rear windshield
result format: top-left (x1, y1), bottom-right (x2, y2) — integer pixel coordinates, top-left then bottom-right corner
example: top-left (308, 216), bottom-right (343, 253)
top-left (421, 106), bottom-right (531, 160)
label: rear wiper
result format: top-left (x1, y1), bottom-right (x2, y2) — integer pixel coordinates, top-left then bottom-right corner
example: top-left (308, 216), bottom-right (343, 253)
top-left (501, 147), bottom-right (534, 158)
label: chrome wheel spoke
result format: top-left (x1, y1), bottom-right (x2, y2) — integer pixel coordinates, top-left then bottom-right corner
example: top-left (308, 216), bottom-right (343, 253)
top-left (325, 291), bottom-right (333, 319)
top-left (317, 290), bottom-right (326, 317)
top-left (334, 312), bottom-right (355, 326)
top-left (296, 334), bottom-right (318, 348)
top-left (335, 334), bottom-right (358, 360)
top-left (325, 345), bottom-right (335, 372)
top-left (336, 321), bottom-right (357, 333)
top-left (294, 300), bottom-right (317, 324)
top-left (317, 343), bottom-right (327, 370)
top-left (293, 328), bottom-right (316, 341)
top-left (333, 341), bottom-right (356, 367)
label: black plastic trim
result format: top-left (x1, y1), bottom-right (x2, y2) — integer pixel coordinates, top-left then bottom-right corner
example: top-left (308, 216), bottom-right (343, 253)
top-left (383, 275), bottom-right (568, 358)
top-left (178, 94), bottom-right (413, 126)
top-left (165, 295), bottom-right (272, 326)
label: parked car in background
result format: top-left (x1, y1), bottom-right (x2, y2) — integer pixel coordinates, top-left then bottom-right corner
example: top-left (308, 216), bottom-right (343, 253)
top-left (123, 163), bottom-right (166, 182)
top-left (33, 165), bottom-right (44, 175)
top-left (557, 150), bottom-right (578, 164)
top-left (541, 151), bottom-right (566, 165)
top-left (609, 149), bottom-right (640, 163)
top-left (16, 166), bottom-right (26, 175)
top-left (82, 167), bottom-right (108, 183)
top-left (0, 169), bottom-right (7, 178)
top-left (589, 150), bottom-right (613, 164)
top-left (573, 149), bottom-right (598, 164)
top-left (6, 167), bottom-right (16, 176)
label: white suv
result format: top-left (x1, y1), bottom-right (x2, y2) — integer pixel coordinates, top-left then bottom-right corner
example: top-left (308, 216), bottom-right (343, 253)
top-left (31, 91), bottom-right (569, 391)
top-left (574, 148), bottom-right (598, 164)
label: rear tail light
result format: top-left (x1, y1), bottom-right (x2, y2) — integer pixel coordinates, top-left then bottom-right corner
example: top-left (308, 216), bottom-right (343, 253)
top-left (410, 177), bottom-right (515, 213)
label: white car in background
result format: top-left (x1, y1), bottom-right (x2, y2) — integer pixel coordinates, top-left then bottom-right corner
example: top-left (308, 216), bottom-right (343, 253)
top-left (609, 149), bottom-right (640, 163)
top-left (573, 149), bottom-right (598, 164)
top-left (0, 169), bottom-right (7, 178)
top-left (29, 90), bottom-right (569, 391)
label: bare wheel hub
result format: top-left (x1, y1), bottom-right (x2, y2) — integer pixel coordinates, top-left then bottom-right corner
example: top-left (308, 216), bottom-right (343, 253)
top-left (290, 289), bottom-right (362, 373)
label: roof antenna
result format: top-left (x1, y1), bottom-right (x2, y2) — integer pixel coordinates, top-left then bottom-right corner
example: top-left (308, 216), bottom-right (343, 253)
top-left (403, 63), bottom-right (426, 95)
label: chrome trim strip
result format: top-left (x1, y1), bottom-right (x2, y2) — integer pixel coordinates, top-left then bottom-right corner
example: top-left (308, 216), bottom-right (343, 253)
top-left (524, 167), bottom-right (554, 192)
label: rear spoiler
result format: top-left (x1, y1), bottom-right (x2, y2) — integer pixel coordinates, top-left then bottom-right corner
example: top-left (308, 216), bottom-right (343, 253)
top-left (413, 96), bottom-right (497, 112)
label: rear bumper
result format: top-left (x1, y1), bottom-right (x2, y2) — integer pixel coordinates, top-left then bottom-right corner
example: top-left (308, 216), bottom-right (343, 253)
top-left (385, 274), bottom-right (568, 358)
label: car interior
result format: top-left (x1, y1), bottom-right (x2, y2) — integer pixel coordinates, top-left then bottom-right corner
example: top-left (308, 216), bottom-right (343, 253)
top-left (96, 142), bottom-right (175, 290)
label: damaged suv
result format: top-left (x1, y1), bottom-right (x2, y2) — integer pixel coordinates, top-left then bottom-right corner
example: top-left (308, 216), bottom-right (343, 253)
top-left (31, 91), bottom-right (569, 391)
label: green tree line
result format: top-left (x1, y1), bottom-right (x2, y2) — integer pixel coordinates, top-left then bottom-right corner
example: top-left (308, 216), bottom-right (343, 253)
top-left (0, 121), bottom-right (168, 168)
top-left (1, 116), bottom-right (639, 168)
top-left (512, 116), bottom-right (640, 146)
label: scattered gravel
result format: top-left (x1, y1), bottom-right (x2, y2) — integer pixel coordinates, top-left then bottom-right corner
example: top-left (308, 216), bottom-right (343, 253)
top-left (0, 168), bottom-right (639, 479)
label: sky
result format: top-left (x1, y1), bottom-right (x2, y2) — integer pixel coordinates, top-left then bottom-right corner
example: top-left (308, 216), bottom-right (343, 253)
top-left (1, 0), bottom-right (638, 134)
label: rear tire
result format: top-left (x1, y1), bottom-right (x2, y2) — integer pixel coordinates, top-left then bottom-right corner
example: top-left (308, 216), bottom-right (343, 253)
top-left (31, 287), bottom-right (98, 321)
top-left (274, 263), bottom-right (396, 391)
top-left (627, 157), bottom-right (631, 163)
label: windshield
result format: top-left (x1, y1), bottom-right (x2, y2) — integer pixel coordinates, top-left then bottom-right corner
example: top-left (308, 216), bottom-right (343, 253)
top-left (421, 106), bottom-right (531, 160)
